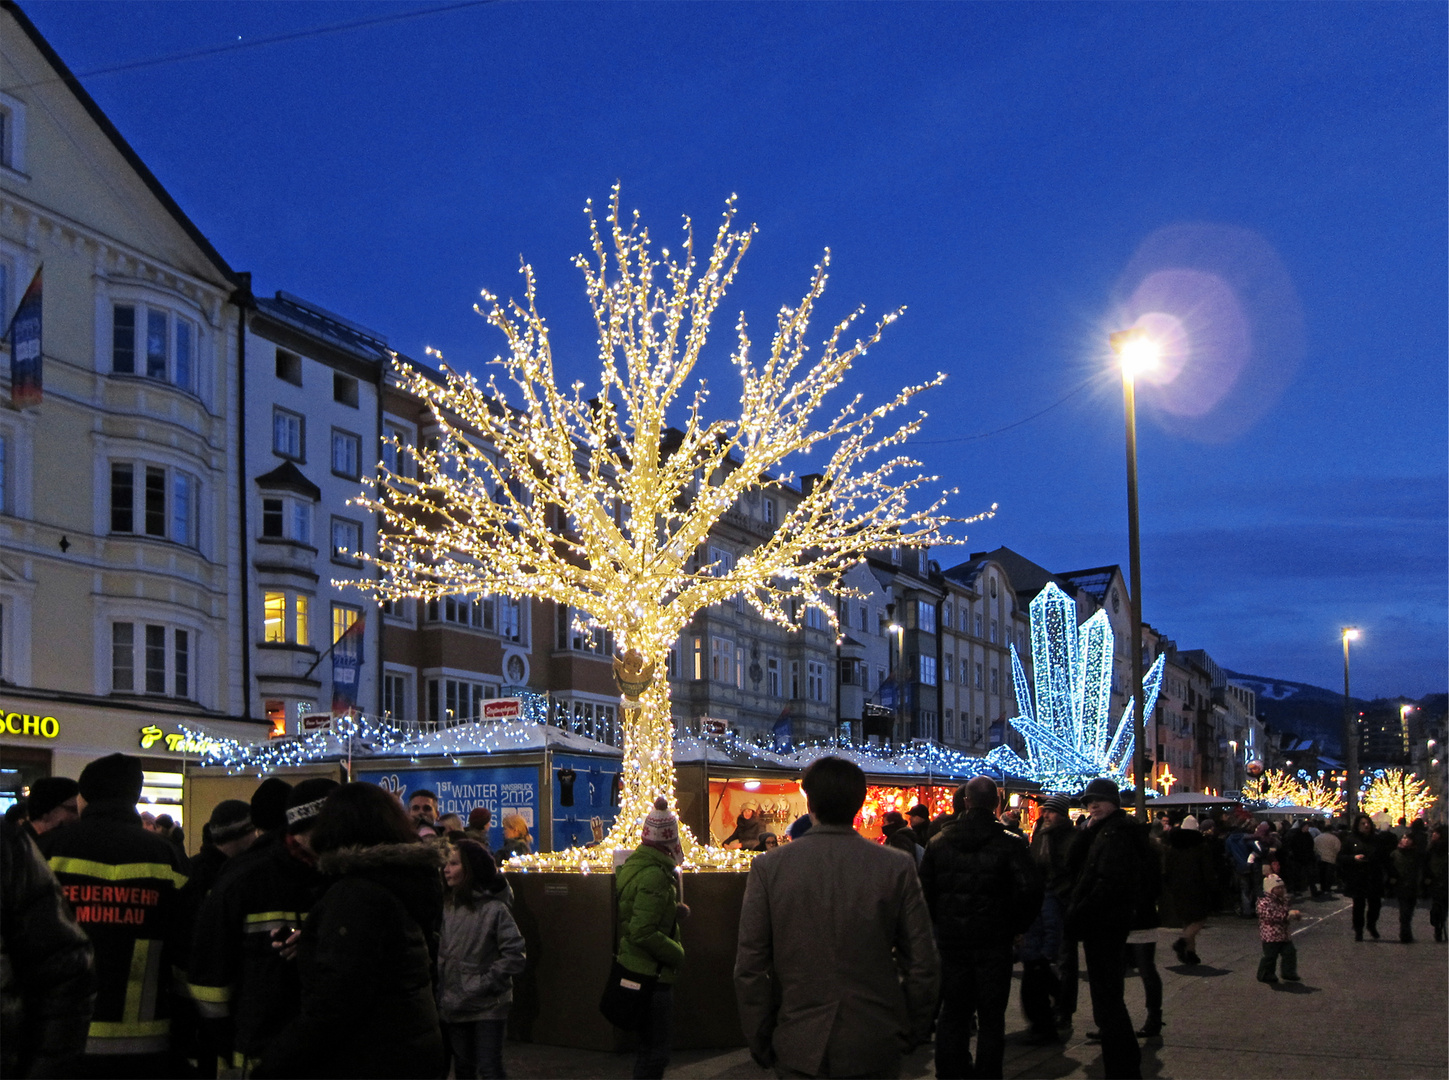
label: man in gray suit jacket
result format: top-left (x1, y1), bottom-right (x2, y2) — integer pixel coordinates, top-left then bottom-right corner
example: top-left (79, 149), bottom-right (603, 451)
top-left (734, 757), bottom-right (940, 1078)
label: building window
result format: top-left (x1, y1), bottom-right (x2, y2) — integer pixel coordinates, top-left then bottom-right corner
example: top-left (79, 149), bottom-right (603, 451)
top-left (767, 657), bottom-right (781, 696)
top-left (273, 408), bottom-right (304, 460)
top-left (975, 662), bottom-right (983, 690)
top-left (111, 621), bottom-right (192, 697)
top-left (943, 653), bottom-right (954, 682)
top-left (260, 496), bottom-right (313, 545)
top-left (692, 637), bottom-right (704, 680)
top-left (990, 619), bottom-right (998, 644)
top-left (858, 604), bottom-right (868, 632)
top-left (942, 600), bottom-right (952, 627)
top-left (111, 303), bottom-right (198, 393)
top-left (332, 603), bottom-right (360, 646)
top-left (804, 605), bottom-right (826, 630)
top-left (919, 655), bottom-right (937, 686)
top-left (383, 672), bottom-right (409, 722)
top-left (333, 372), bottom-right (359, 408)
top-left (945, 708), bottom-right (954, 738)
top-left (109, 463), bottom-right (198, 547)
top-left (961, 658), bottom-right (969, 684)
top-left (276, 349), bottom-right (302, 386)
top-left (262, 591), bottom-right (310, 646)
top-left (382, 423), bottom-right (410, 478)
top-left (807, 660), bottom-right (827, 702)
top-left (331, 429), bottom-right (361, 479)
top-left (0, 93), bottom-right (26, 173)
top-left (427, 677), bottom-right (495, 725)
top-left (762, 497), bottom-right (775, 524)
top-left (790, 660), bottom-right (800, 699)
top-left (736, 645), bottom-right (745, 690)
top-left (918, 601), bottom-right (935, 634)
top-left (557, 606), bottom-right (612, 654)
top-left (331, 517), bottom-right (362, 564)
top-left (711, 637), bottom-right (733, 683)
top-left (990, 666), bottom-right (999, 694)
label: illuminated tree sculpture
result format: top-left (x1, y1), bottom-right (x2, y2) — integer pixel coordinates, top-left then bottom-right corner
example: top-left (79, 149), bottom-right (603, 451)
top-left (1242, 768), bottom-right (1302, 808)
top-left (1361, 768), bottom-right (1435, 822)
top-left (1294, 771), bottom-right (1345, 816)
top-left (352, 188), bottom-right (974, 865)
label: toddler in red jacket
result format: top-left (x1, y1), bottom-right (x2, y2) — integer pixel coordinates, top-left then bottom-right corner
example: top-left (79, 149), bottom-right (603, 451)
top-left (1256, 873), bottom-right (1303, 983)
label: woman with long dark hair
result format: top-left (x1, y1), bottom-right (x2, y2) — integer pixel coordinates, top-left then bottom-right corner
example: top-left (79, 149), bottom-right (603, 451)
top-left (1337, 813), bottom-right (1385, 942)
top-left (257, 783), bottom-right (446, 1078)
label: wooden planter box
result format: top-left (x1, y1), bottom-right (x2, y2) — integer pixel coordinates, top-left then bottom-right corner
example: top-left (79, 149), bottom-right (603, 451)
top-left (506, 870), bottom-right (748, 1051)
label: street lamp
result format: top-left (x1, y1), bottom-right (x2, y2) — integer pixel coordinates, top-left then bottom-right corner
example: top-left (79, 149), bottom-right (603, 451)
top-left (1342, 627), bottom-right (1360, 819)
top-left (1111, 327), bottom-right (1160, 819)
top-left (1399, 704), bottom-right (1413, 762)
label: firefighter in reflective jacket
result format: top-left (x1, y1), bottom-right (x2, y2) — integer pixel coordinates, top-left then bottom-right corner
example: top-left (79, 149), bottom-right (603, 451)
top-left (188, 778), bottom-right (336, 1073)
top-left (40, 753), bottom-right (188, 1074)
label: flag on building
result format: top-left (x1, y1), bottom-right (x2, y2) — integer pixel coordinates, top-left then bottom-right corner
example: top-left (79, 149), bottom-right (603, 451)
top-left (331, 614), bottom-right (365, 717)
top-left (8, 266), bottom-right (42, 408)
top-left (773, 706), bottom-right (793, 754)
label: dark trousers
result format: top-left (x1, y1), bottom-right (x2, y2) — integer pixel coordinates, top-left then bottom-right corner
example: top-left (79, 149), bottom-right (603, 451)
top-left (1057, 935), bottom-right (1079, 1019)
top-left (1082, 934), bottom-right (1141, 1080)
top-left (1315, 860), bottom-right (1335, 896)
top-left (1351, 894), bottom-right (1382, 935)
top-left (1430, 895), bottom-right (1446, 935)
top-left (1123, 943), bottom-right (1161, 1020)
top-left (446, 1019), bottom-right (507, 1079)
top-left (935, 949), bottom-right (1014, 1079)
top-left (633, 984), bottom-right (673, 1080)
top-left (1019, 958), bottom-right (1059, 1034)
top-left (1398, 896), bottom-right (1418, 941)
top-left (1257, 940), bottom-right (1298, 980)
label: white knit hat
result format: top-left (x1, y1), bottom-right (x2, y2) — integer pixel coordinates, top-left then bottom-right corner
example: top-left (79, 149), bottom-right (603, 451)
top-left (1180, 815), bottom-right (1200, 831)
top-left (641, 798), bottom-right (684, 865)
top-left (1263, 874), bottom-right (1285, 894)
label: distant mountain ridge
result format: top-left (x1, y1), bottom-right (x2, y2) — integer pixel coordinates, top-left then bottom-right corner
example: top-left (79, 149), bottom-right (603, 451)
top-left (1224, 670), bottom-right (1444, 758)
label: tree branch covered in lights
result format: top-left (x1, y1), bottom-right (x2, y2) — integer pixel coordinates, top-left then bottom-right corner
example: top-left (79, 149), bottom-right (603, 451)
top-left (349, 187), bottom-right (985, 864)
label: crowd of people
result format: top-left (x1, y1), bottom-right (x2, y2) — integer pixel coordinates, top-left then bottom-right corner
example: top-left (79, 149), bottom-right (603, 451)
top-left (2, 751), bottom-right (1446, 1080)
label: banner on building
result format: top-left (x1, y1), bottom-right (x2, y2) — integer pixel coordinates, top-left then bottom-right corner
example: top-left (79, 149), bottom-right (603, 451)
top-left (773, 706), bottom-right (793, 754)
top-left (330, 614), bottom-right (365, 717)
top-left (8, 267), bottom-right (42, 408)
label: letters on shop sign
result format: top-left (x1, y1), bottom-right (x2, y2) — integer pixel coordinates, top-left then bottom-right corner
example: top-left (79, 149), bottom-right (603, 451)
top-left (1, 712), bottom-right (60, 738)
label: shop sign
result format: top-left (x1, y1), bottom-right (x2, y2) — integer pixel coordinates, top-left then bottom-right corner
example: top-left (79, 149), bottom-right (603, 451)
top-left (138, 725), bottom-right (223, 756)
top-left (1, 711), bottom-right (60, 739)
top-left (482, 698), bottom-right (522, 721)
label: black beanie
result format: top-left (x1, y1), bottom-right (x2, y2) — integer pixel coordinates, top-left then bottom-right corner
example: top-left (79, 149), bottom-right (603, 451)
top-left (27, 776), bottom-right (79, 819)
top-left (251, 778), bottom-right (293, 833)
top-left (208, 799), bottom-right (254, 844)
top-left (286, 778), bottom-right (341, 833)
top-left (78, 753), bottom-right (144, 804)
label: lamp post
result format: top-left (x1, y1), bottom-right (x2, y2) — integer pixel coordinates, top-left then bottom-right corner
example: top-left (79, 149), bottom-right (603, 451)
top-left (1399, 704), bottom-right (1413, 763)
top-left (1111, 328), bottom-right (1159, 819)
top-left (1342, 627), bottom-right (1360, 819)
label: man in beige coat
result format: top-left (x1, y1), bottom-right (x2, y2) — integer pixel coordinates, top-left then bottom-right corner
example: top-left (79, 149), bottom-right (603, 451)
top-left (734, 757), bottom-right (940, 1078)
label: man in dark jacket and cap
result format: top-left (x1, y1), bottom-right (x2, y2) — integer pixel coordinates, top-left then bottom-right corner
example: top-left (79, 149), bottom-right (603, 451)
top-left (1064, 778), bottom-right (1154, 1080)
top-left (188, 777), bottom-right (336, 1074)
top-left (920, 775), bottom-right (1044, 1079)
top-left (25, 776), bottom-right (81, 840)
top-left (40, 753), bottom-right (189, 1076)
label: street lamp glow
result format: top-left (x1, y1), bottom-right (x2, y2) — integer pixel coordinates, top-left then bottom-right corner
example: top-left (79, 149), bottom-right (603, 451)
top-left (1110, 328), bottom-right (1161, 380)
top-left (1342, 627), bottom-right (1360, 642)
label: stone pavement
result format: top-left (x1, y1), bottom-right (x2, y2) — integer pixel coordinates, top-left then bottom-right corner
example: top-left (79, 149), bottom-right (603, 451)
top-left (499, 895), bottom-right (1447, 1079)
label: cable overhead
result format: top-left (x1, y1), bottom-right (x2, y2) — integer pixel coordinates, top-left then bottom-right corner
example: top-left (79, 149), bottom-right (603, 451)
top-left (914, 373), bottom-right (1101, 444)
top-left (1, 0), bottom-right (499, 92)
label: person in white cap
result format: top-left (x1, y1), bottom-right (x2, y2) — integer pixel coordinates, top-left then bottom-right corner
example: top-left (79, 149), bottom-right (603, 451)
top-left (1255, 874), bottom-right (1302, 982)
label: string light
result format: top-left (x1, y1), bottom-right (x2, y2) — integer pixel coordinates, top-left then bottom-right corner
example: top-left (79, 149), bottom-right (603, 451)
top-left (341, 187), bottom-right (984, 867)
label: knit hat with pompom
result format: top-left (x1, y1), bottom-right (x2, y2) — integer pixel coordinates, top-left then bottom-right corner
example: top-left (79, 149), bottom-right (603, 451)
top-left (641, 798), bottom-right (684, 865)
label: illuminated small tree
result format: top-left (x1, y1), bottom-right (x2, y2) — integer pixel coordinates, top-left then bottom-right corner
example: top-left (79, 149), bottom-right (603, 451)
top-left (1361, 769), bottom-right (1435, 823)
top-left (1243, 768), bottom-right (1301, 807)
top-left (1294, 772), bottom-right (1345, 816)
top-left (352, 188), bottom-right (978, 863)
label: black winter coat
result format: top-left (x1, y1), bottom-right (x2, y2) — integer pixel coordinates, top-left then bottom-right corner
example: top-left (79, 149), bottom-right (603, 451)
top-left (0, 818), bottom-right (96, 1077)
top-left (919, 809), bottom-right (1043, 957)
top-left (1029, 820), bottom-right (1079, 900)
top-left (1160, 828), bottom-right (1218, 927)
top-left (1337, 830), bottom-right (1385, 899)
top-left (257, 841), bottom-right (446, 1079)
top-left (1064, 809), bottom-right (1158, 940)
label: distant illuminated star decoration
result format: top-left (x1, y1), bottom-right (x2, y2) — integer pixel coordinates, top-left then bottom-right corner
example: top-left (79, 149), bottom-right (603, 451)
top-left (1007, 582), bottom-right (1164, 792)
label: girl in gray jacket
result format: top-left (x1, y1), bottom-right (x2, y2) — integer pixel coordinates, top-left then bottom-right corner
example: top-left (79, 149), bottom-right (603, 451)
top-left (439, 840), bottom-right (527, 1079)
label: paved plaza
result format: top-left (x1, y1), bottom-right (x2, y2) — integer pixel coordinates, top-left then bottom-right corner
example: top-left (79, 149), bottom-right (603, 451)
top-left (501, 895), bottom-right (1448, 1079)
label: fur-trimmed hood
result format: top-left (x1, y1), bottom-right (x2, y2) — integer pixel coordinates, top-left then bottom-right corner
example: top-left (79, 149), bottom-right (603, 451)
top-left (317, 839), bottom-right (446, 877)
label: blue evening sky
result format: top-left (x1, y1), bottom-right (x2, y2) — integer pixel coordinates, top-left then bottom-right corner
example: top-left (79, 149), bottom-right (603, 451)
top-left (20, 1), bottom-right (1447, 698)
